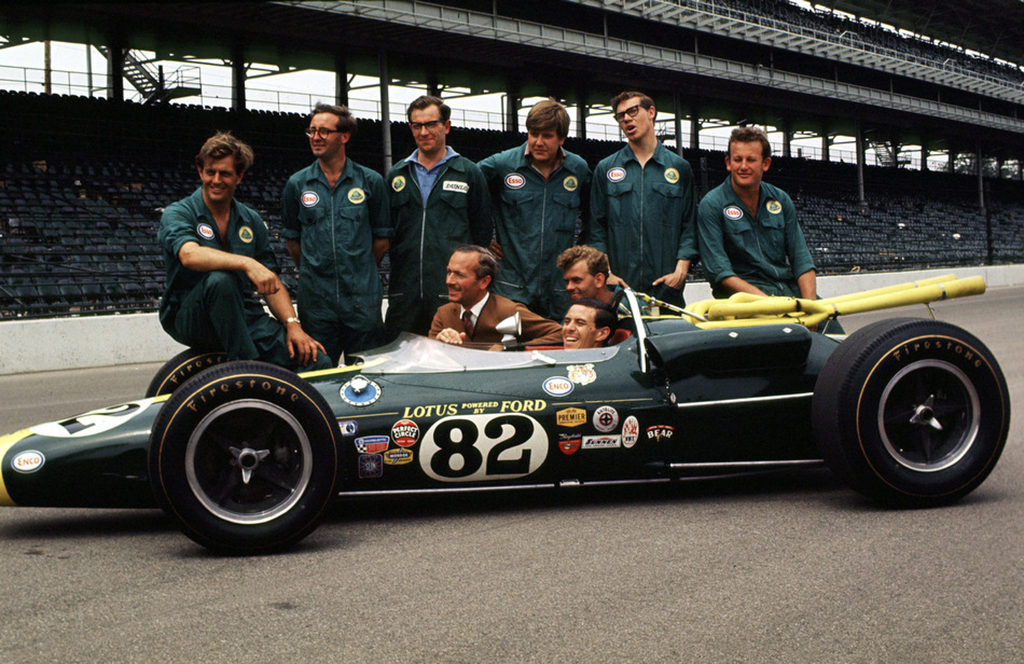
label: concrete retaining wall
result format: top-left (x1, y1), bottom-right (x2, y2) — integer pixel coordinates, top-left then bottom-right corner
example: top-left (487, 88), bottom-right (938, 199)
top-left (3, 264), bottom-right (1022, 375)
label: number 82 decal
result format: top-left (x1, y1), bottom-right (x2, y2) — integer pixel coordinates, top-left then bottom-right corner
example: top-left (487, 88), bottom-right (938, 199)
top-left (420, 414), bottom-right (548, 482)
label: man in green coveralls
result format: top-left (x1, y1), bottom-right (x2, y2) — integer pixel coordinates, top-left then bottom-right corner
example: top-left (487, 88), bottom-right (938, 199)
top-left (158, 132), bottom-right (331, 371)
top-left (281, 103), bottom-right (392, 365)
top-left (384, 95), bottom-right (491, 341)
top-left (697, 126), bottom-right (817, 300)
top-left (590, 91), bottom-right (698, 307)
top-left (477, 98), bottom-right (592, 320)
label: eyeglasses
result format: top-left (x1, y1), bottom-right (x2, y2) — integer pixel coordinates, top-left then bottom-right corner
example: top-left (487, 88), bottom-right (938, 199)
top-left (409, 120), bottom-right (444, 132)
top-left (614, 104), bottom-right (649, 123)
top-left (305, 127), bottom-right (343, 139)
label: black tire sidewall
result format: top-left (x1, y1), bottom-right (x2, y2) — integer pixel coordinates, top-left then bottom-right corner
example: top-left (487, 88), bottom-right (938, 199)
top-left (145, 349), bottom-right (230, 398)
top-left (149, 361), bottom-right (338, 553)
top-left (815, 319), bottom-right (1009, 505)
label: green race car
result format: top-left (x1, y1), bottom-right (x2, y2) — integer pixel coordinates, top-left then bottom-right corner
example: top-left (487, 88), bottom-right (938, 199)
top-left (0, 283), bottom-right (1010, 554)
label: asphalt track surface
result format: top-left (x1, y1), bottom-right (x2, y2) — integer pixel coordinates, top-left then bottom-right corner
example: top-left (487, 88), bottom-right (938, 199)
top-left (1, 286), bottom-right (1021, 663)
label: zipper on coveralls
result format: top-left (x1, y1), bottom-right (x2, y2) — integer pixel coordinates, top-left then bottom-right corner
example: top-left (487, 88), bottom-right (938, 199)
top-left (419, 164), bottom-right (449, 299)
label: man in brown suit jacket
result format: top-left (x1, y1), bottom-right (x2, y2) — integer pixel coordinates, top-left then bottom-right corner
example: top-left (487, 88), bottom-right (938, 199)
top-left (430, 245), bottom-right (563, 349)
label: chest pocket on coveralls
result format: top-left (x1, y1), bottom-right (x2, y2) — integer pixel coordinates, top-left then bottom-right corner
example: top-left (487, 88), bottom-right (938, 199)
top-left (759, 211), bottom-right (787, 256)
top-left (606, 181), bottom-right (633, 222)
top-left (439, 185), bottom-right (469, 239)
top-left (650, 182), bottom-right (684, 230)
top-left (551, 191), bottom-right (580, 237)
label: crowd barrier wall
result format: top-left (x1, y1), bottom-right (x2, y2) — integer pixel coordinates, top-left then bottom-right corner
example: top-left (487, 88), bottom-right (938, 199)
top-left (2, 264), bottom-right (1022, 376)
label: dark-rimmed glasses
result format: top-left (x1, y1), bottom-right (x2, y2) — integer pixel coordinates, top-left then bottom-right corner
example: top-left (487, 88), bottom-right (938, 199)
top-left (614, 104), bottom-right (649, 123)
top-left (305, 127), bottom-right (343, 139)
top-left (409, 120), bottom-right (444, 132)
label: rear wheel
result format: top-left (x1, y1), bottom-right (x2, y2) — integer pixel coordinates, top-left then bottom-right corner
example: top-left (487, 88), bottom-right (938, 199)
top-left (145, 348), bottom-right (229, 397)
top-left (813, 318), bottom-right (1009, 507)
top-left (148, 361), bottom-right (339, 553)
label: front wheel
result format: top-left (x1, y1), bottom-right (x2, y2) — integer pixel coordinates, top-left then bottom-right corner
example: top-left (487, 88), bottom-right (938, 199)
top-left (148, 361), bottom-right (339, 553)
top-left (813, 318), bottom-right (1010, 507)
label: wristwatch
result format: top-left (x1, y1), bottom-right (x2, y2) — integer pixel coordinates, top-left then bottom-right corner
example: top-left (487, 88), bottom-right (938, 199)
top-left (285, 316), bottom-right (300, 325)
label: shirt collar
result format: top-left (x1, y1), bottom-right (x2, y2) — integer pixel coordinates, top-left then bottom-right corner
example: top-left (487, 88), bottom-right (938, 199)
top-left (460, 292), bottom-right (490, 320)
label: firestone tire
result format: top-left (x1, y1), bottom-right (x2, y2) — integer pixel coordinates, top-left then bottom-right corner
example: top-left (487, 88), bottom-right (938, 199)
top-left (813, 318), bottom-right (1009, 507)
top-left (145, 348), bottom-right (230, 398)
top-left (148, 361), bottom-right (339, 554)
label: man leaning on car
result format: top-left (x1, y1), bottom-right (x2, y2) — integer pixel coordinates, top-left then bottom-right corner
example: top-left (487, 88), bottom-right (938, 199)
top-left (157, 132), bottom-right (332, 372)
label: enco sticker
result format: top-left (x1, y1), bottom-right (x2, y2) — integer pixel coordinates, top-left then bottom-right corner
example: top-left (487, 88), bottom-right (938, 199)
top-left (724, 205), bottom-right (744, 220)
top-left (543, 376), bottom-right (574, 397)
top-left (622, 416), bottom-right (639, 449)
top-left (766, 199), bottom-right (782, 214)
top-left (197, 223), bottom-right (215, 240)
top-left (607, 167), bottom-right (627, 183)
top-left (593, 405), bottom-right (619, 433)
top-left (238, 226), bottom-right (254, 244)
top-left (391, 419), bottom-right (420, 447)
top-left (11, 450), bottom-right (44, 473)
top-left (301, 191), bottom-right (319, 207)
top-left (504, 173), bottom-right (526, 189)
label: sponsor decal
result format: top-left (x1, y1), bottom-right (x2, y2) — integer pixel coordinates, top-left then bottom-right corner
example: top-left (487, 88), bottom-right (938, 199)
top-left (664, 167), bottom-right (680, 184)
top-left (566, 364), bottom-right (596, 386)
top-left (724, 205), bottom-right (744, 220)
top-left (593, 405), bottom-right (619, 433)
top-left (301, 191), bottom-right (319, 207)
top-left (504, 173), bottom-right (526, 189)
top-left (557, 432), bottom-right (582, 455)
top-left (442, 181), bottom-right (469, 193)
top-left (383, 448), bottom-right (414, 465)
top-left (563, 175), bottom-right (578, 192)
top-left (197, 223), bottom-right (215, 240)
top-left (347, 187), bottom-right (366, 204)
top-left (543, 376), bottom-right (574, 397)
top-left (607, 167), bottom-right (627, 183)
top-left (340, 376), bottom-right (382, 407)
top-left (556, 407), bottom-right (587, 427)
top-left (354, 435), bottom-right (390, 455)
top-left (391, 175), bottom-right (406, 192)
top-left (338, 420), bottom-right (359, 437)
top-left (238, 225), bottom-right (254, 244)
top-left (622, 416), bottom-right (639, 449)
top-left (402, 400), bottom-right (545, 418)
top-left (11, 450), bottom-right (44, 474)
top-left (391, 419), bottom-right (420, 447)
top-left (582, 435), bottom-right (621, 450)
top-left (646, 425), bottom-right (675, 442)
top-left (358, 454), bottom-right (383, 479)
top-left (766, 199), bottom-right (782, 215)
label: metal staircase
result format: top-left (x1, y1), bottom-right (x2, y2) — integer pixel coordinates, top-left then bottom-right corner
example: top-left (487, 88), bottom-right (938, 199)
top-left (98, 47), bottom-right (201, 105)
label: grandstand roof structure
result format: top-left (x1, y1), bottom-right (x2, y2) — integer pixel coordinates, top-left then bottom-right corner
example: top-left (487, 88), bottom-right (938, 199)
top-left (2, 1), bottom-right (1023, 157)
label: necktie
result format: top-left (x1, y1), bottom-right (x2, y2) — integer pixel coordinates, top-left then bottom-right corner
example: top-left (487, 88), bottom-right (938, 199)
top-left (462, 311), bottom-right (474, 339)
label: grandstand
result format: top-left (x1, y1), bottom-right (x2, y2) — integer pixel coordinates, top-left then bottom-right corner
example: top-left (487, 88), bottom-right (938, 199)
top-left (1, 1), bottom-right (1022, 322)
